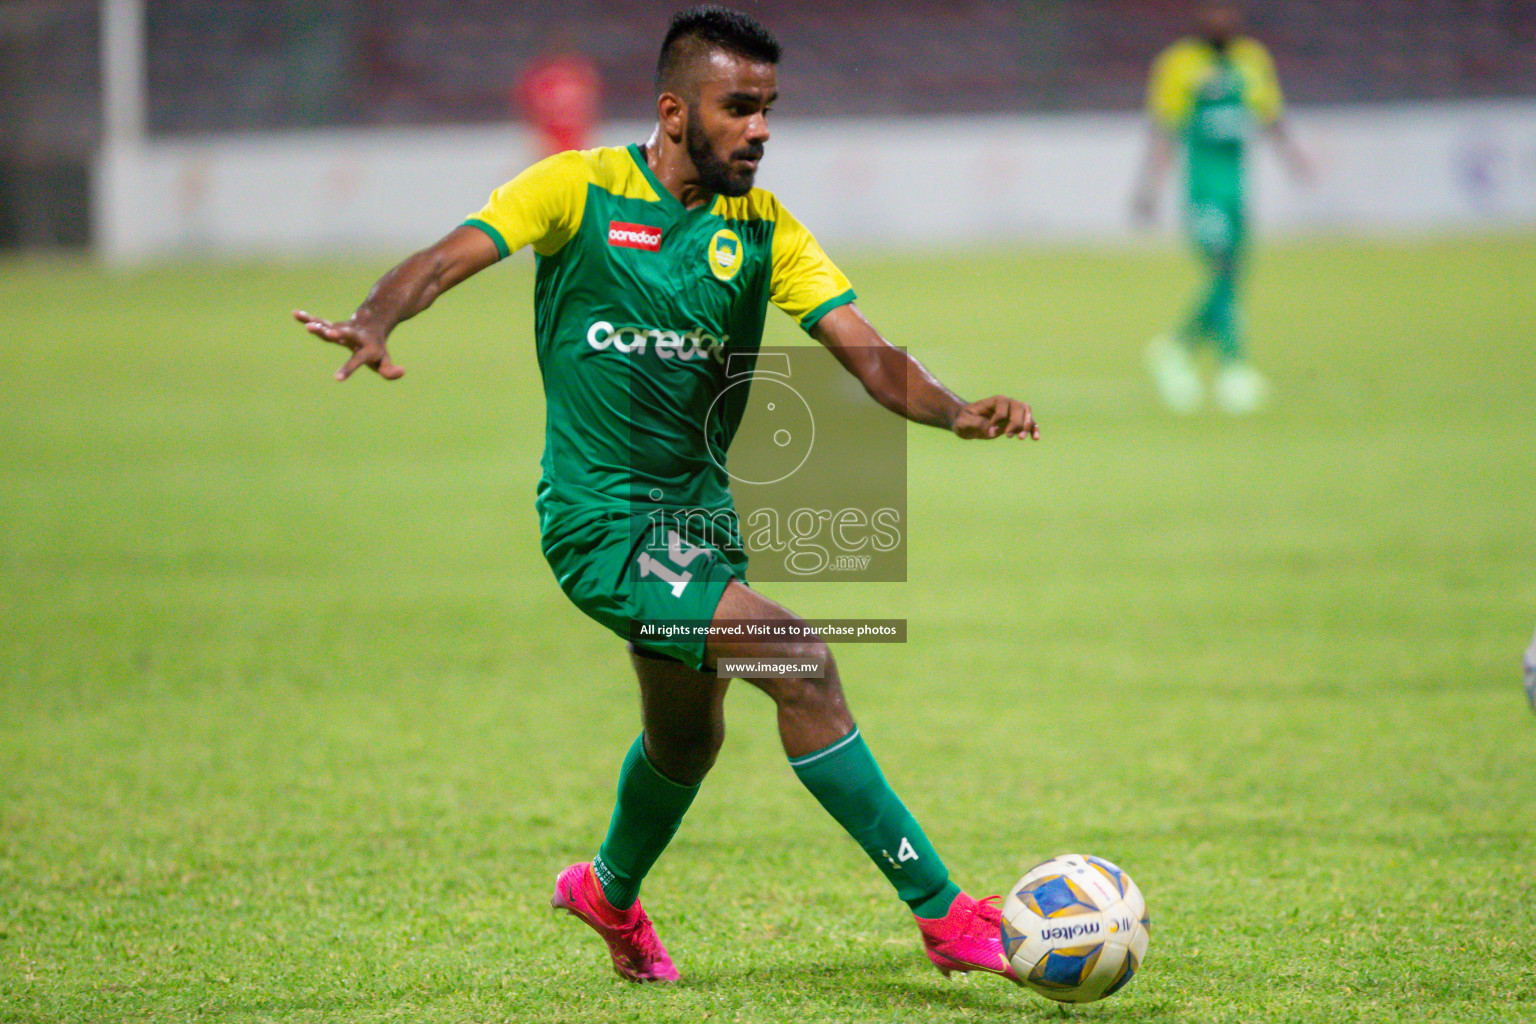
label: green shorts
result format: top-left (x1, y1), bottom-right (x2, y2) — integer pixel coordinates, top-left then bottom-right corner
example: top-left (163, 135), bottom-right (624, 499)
top-left (541, 505), bottom-right (749, 670)
top-left (1185, 198), bottom-right (1246, 260)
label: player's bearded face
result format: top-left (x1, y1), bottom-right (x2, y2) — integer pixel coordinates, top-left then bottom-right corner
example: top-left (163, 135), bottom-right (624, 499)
top-left (680, 54), bottom-right (774, 198)
top-left (685, 108), bottom-right (762, 197)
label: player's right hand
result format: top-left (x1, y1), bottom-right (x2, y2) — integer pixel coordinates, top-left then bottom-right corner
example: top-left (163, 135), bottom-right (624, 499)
top-left (291, 310), bottom-right (405, 381)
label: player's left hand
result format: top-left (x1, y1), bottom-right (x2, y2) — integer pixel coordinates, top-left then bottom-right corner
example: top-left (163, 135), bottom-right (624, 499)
top-left (952, 395), bottom-right (1039, 441)
top-left (1287, 144), bottom-right (1319, 187)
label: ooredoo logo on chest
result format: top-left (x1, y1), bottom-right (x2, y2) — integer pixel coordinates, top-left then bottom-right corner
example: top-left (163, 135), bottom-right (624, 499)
top-left (608, 221), bottom-right (663, 252)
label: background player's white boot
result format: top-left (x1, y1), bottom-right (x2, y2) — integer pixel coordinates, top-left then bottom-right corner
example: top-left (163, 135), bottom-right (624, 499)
top-left (1523, 628), bottom-right (1535, 712)
top-left (1214, 361), bottom-right (1270, 414)
top-left (1146, 334), bottom-right (1203, 413)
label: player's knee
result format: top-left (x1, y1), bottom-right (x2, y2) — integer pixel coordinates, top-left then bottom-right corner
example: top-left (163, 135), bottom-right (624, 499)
top-left (648, 724), bottom-right (724, 786)
top-left (764, 639), bottom-right (841, 712)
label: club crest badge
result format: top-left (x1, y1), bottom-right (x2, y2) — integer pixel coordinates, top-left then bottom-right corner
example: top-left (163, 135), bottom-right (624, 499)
top-left (707, 228), bottom-right (743, 281)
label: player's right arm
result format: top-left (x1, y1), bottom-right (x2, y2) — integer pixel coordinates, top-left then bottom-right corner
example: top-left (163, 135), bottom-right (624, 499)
top-left (1131, 130), bottom-right (1177, 225)
top-left (1131, 42), bottom-right (1193, 224)
top-left (293, 226), bottom-right (500, 381)
top-left (294, 150), bottom-right (588, 381)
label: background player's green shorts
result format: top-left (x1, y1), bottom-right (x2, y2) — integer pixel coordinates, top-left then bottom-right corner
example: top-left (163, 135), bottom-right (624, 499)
top-left (1185, 197), bottom-right (1247, 260)
top-left (541, 505), bottom-right (749, 670)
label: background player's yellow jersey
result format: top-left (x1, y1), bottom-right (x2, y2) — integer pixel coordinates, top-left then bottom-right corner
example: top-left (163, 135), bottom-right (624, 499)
top-left (465, 145), bottom-right (855, 522)
top-left (1147, 37), bottom-right (1284, 203)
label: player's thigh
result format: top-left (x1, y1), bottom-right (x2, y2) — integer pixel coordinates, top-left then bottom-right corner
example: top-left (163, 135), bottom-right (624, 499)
top-left (1187, 200), bottom-right (1240, 260)
top-left (707, 580), bottom-right (828, 663)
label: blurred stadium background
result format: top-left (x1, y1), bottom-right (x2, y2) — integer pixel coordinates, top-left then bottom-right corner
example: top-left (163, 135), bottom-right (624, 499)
top-left (3, 0), bottom-right (1534, 254)
top-left (5, 5), bottom-right (1535, 1020)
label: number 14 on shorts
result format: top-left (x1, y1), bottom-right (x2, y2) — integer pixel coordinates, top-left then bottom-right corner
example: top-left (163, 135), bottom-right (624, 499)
top-left (636, 529), bottom-right (709, 597)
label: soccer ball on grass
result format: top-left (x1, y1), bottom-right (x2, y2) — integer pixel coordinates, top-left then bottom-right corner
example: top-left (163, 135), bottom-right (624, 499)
top-left (1001, 853), bottom-right (1150, 1003)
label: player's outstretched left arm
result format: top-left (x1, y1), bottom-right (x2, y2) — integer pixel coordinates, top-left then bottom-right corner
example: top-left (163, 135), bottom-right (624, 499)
top-left (1265, 117), bottom-right (1317, 186)
top-left (810, 304), bottom-right (1038, 441)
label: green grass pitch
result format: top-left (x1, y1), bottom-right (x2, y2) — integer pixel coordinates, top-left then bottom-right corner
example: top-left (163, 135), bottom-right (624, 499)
top-left (2, 233), bottom-right (1534, 1023)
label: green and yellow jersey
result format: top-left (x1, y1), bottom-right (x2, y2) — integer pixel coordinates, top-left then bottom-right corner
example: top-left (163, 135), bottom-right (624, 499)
top-left (1146, 36), bottom-right (1283, 206)
top-left (464, 144), bottom-right (855, 529)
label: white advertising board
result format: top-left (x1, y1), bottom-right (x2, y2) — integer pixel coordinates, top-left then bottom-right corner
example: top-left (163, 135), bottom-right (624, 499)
top-left (94, 100), bottom-right (1536, 262)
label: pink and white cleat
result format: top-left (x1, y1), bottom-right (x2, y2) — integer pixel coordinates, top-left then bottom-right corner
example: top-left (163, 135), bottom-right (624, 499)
top-left (916, 891), bottom-right (1024, 985)
top-left (550, 862), bottom-right (680, 983)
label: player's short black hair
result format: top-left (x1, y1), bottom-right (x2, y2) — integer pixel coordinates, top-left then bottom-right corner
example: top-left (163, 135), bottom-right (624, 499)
top-left (656, 6), bottom-right (781, 96)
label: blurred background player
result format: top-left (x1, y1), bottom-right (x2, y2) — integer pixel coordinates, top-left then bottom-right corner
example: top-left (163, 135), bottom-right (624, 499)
top-left (515, 24), bottom-right (601, 157)
top-left (1132, 0), bottom-right (1313, 415)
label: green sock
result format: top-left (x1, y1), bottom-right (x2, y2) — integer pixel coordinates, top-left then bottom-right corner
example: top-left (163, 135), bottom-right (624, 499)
top-left (1179, 304), bottom-right (1209, 351)
top-left (1199, 251), bottom-right (1244, 361)
top-left (789, 727), bottom-right (960, 918)
top-left (592, 735), bottom-right (700, 910)
top-left (1207, 271), bottom-right (1242, 361)
top-left (1182, 250), bottom-right (1244, 358)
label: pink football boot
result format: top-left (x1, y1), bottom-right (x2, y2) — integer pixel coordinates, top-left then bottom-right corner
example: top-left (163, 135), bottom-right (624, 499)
top-left (550, 862), bottom-right (679, 983)
top-left (916, 891), bottom-right (1024, 984)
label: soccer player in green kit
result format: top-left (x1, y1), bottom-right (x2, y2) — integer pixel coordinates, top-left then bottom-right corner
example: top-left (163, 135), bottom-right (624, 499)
top-left (294, 6), bottom-right (1038, 986)
top-left (1133, 0), bottom-right (1313, 414)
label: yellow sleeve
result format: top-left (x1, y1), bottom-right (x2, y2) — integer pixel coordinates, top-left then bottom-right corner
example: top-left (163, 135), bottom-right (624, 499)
top-left (463, 150), bottom-right (589, 259)
top-left (768, 201), bottom-right (855, 331)
top-left (1235, 39), bottom-right (1283, 124)
top-left (1147, 42), bottom-right (1199, 131)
